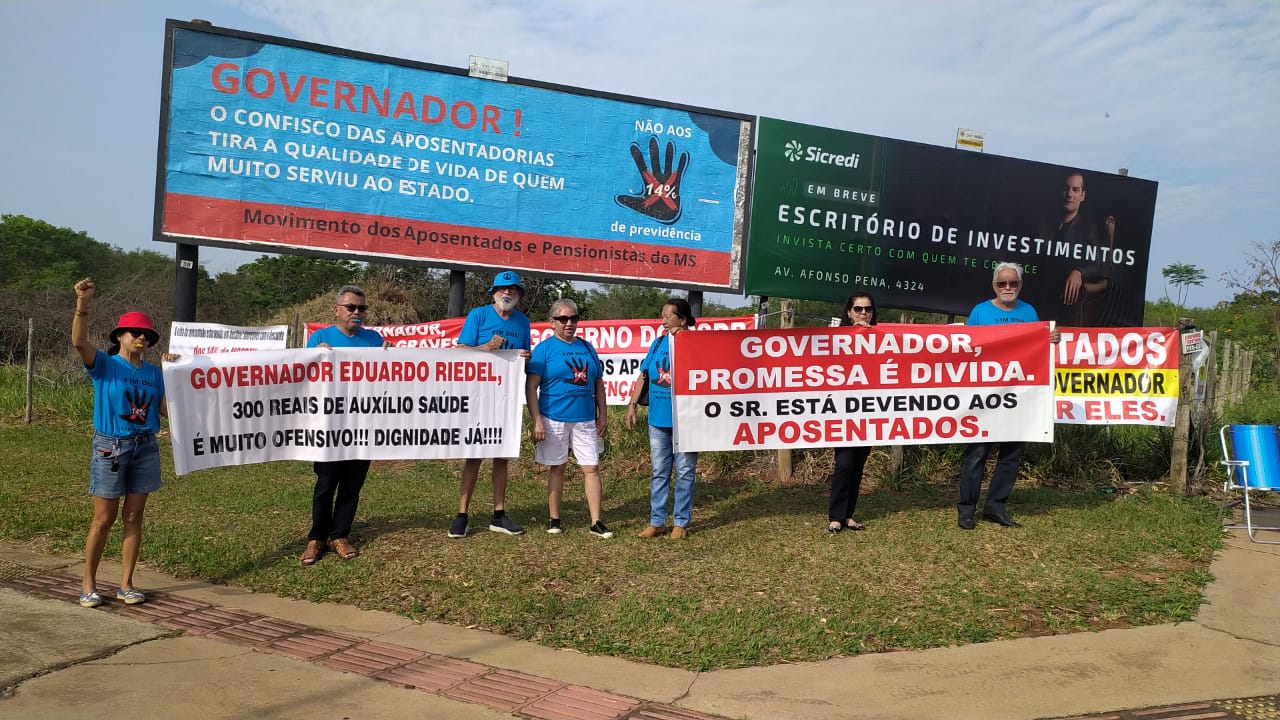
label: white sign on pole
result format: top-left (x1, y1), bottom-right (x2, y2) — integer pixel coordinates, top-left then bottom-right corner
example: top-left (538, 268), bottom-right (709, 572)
top-left (955, 128), bottom-right (985, 151)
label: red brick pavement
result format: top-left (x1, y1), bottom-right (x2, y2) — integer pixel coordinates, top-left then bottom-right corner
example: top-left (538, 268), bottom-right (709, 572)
top-left (5, 572), bottom-right (1276, 720)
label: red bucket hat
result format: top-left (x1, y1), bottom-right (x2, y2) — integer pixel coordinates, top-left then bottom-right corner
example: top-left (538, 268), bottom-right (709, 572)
top-left (109, 311), bottom-right (161, 347)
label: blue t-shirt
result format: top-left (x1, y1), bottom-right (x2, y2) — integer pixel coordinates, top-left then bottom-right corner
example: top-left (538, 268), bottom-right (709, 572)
top-left (306, 325), bottom-right (385, 348)
top-left (458, 306), bottom-right (531, 350)
top-left (528, 337), bottom-right (602, 422)
top-left (966, 299), bottom-right (1039, 326)
top-left (640, 334), bottom-right (676, 428)
top-left (85, 350), bottom-right (165, 437)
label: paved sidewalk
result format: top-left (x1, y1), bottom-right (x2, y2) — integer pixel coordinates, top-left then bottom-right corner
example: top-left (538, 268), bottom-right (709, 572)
top-left (2, 522), bottom-right (1277, 720)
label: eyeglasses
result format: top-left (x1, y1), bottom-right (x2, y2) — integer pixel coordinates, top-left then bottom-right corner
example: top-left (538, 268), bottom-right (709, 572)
top-left (494, 286), bottom-right (519, 293)
top-left (851, 306), bottom-right (873, 314)
top-left (339, 303), bottom-right (368, 312)
top-left (995, 281), bottom-right (1021, 289)
top-left (551, 315), bottom-right (580, 324)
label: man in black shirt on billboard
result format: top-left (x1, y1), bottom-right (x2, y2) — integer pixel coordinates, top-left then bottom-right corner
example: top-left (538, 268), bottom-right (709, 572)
top-left (1045, 171), bottom-right (1119, 326)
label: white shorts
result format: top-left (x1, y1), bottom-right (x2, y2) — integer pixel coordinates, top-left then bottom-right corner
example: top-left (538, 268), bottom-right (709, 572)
top-left (535, 418), bottom-right (601, 467)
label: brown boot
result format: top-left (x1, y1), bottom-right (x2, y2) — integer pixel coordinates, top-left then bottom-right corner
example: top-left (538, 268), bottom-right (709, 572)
top-left (668, 526), bottom-right (687, 540)
top-left (636, 524), bottom-right (664, 538)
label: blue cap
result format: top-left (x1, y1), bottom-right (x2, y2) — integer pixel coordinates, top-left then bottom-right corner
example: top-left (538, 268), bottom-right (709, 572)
top-left (487, 270), bottom-right (524, 295)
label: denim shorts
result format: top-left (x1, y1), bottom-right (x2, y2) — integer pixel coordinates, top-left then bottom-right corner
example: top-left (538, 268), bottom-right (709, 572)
top-left (89, 432), bottom-right (162, 499)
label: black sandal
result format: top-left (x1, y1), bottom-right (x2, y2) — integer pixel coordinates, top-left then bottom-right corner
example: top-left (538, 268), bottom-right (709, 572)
top-left (845, 519), bottom-right (866, 531)
top-left (827, 521), bottom-right (843, 533)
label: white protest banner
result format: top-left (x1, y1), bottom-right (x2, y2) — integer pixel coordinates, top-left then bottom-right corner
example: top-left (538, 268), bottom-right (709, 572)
top-left (672, 323), bottom-right (1055, 452)
top-left (164, 347), bottom-right (522, 475)
top-left (1053, 328), bottom-right (1178, 426)
top-left (306, 315), bottom-right (756, 405)
top-left (169, 322), bottom-right (288, 356)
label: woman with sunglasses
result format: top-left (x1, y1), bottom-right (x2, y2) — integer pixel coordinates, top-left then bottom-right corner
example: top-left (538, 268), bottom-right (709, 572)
top-left (827, 292), bottom-right (878, 533)
top-left (625, 298), bottom-right (698, 539)
top-left (526, 299), bottom-right (612, 538)
top-left (71, 277), bottom-right (169, 608)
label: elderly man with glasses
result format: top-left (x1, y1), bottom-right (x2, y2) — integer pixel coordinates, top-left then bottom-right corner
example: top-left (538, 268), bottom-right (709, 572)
top-left (957, 263), bottom-right (1059, 531)
top-left (450, 270), bottom-right (532, 538)
top-left (300, 285), bottom-right (385, 565)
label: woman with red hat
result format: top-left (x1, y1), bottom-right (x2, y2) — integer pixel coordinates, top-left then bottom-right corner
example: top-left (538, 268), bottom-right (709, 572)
top-left (71, 277), bottom-right (168, 608)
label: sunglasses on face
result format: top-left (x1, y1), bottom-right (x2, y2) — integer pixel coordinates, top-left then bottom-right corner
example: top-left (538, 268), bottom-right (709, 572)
top-left (339, 303), bottom-right (368, 312)
top-left (551, 315), bottom-right (580, 324)
top-left (851, 306), bottom-right (873, 314)
top-left (120, 329), bottom-right (149, 338)
top-left (995, 281), bottom-right (1021, 289)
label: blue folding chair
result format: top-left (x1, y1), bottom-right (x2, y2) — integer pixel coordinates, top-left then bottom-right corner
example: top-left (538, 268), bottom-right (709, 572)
top-left (1219, 425), bottom-right (1280, 544)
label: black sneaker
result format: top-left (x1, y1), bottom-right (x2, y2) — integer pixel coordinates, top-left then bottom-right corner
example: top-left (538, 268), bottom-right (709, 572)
top-left (447, 513), bottom-right (468, 538)
top-left (489, 514), bottom-right (525, 536)
top-left (546, 518), bottom-right (562, 534)
top-left (589, 521), bottom-right (614, 539)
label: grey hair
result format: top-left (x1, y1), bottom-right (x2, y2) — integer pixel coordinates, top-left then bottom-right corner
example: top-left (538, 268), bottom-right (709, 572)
top-left (991, 262), bottom-right (1023, 282)
top-left (549, 298), bottom-right (578, 318)
top-left (334, 285), bottom-right (367, 303)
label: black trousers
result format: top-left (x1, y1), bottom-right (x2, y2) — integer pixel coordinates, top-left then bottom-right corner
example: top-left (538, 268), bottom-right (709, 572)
top-left (309, 460), bottom-right (371, 541)
top-left (828, 446), bottom-right (871, 522)
top-left (958, 442), bottom-right (1025, 516)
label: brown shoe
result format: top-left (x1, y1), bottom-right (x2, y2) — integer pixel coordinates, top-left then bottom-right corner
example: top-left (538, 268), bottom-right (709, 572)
top-left (300, 539), bottom-right (325, 566)
top-left (329, 538), bottom-right (359, 560)
top-left (668, 526), bottom-right (687, 540)
top-left (636, 525), bottom-right (664, 538)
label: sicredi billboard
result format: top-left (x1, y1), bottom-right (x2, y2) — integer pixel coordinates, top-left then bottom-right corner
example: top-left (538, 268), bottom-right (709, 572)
top-left (745, 117), bottom-right (1158, 326)
top-left (156, 21), bottom-right (752, 290)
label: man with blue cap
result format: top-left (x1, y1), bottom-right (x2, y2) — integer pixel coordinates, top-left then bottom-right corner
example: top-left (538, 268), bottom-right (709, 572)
top-left (450, 270), bottom-right (532, 537)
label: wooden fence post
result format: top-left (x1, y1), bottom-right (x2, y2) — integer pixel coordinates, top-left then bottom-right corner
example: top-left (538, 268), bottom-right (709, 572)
top-left (25, 318), bottom-right (35, 424)
top-left (1169, 321), bottom-right (1197, 494)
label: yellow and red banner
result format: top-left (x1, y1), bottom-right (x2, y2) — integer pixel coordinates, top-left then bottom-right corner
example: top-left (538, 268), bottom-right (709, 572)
top-left (1053, 328), bottom-right (1178, 426)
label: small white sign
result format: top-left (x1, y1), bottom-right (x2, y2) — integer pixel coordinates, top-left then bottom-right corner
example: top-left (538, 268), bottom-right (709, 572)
top-left (956, 128), bottom-right (985, 151)
top-left (1180, 330), bottom-right (1205, 355)
top-left (169, 322), bottom-right (289, 356)
top-left (468, 55), bottom-right (509, 82)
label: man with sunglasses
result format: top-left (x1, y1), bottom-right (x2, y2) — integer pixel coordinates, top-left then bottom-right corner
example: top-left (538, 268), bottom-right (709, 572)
top-left (450, 270), bottom-right (532, 538)
top-left (300, 285), bottom-right (385, 565)
top-left (958, 263), bottom-right (1058, 530)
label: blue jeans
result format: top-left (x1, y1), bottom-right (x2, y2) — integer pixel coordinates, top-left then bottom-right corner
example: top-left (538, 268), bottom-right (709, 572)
top-left (89, 432), bottom-right (162, 498)
top-left (648, 425), bottom-right (698, 528)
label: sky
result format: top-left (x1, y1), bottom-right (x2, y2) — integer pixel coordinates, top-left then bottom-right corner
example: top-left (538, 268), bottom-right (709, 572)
top-left (2, 0), bottom-right (1277, 311)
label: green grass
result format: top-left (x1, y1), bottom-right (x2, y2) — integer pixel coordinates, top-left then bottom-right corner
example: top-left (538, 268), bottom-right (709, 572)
top-left (0, 374), bottom-right (1225, 671)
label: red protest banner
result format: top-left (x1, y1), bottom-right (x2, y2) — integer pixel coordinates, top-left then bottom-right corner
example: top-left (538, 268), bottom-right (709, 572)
top-left (672, 323), bottom-right (1055, 452)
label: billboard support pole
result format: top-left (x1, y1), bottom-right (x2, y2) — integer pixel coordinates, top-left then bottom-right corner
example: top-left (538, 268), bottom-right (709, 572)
top-left (688, 291), bottom-right (703, 319)
top-left (448, 270), bottom-right (465, 318)
top-left (174, 243), bottom-right (199, 322)
top-left (777, 298), bottom-right (794, 482)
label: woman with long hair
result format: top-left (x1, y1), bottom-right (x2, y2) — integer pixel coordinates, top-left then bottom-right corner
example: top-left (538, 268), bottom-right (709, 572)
top-left (625, 298), bottom-right (699, 539)
top-left (828, 292), bottom-right (877, 533)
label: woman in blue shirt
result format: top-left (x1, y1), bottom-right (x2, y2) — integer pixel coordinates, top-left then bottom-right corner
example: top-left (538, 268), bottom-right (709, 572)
top-left (625, 298), bottom-right (698, 539)
top-left (527, 299), bottom-right (611, 538)
top-left (71, 278), bottom-right (168, 608)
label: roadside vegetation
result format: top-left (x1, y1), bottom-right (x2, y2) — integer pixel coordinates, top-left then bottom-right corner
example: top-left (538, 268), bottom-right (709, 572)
top-left (2, 215), bottom-right (1275, 670)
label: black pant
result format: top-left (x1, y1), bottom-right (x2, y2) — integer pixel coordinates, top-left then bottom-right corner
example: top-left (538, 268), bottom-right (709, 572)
top-left (958, 442), bottom-right (1025, 516)
top-left (309, 460), bottom-right (370, 541)
top-left (828, 446), bottom-right (871, 522)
